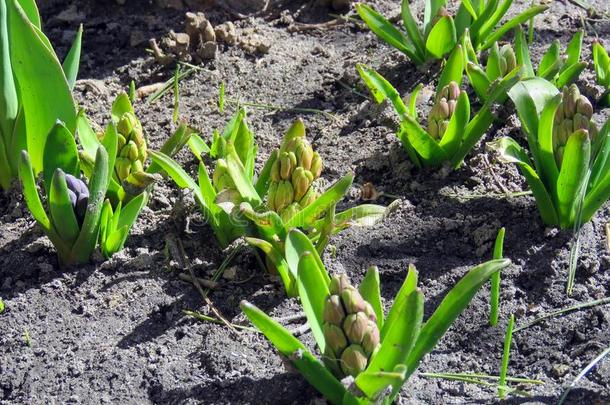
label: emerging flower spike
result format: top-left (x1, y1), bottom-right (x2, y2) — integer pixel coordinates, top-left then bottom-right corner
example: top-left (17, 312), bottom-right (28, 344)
top-left (115, 111), bottom-right (147, 183)
top-left (65, 173), bottom-right (89, 225)
top-left (322, 274), bottom-right (380, 378)
top-left (498, 45), bottom-right (517, 77)
top-left (553, 84), bottom-right (596, 166)
top-left (427, 81), bottom-right (460, 140)
top-left (267, 125), bottom-right (322, 222)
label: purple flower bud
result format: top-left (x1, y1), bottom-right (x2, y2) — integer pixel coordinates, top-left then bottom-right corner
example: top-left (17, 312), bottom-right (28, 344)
top-left (65, 174), bottom-right (89, 224)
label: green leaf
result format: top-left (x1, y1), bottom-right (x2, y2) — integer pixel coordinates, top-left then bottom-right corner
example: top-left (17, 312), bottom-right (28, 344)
top-left (555, 62), bottom-right (586, 89)
top-left (562, 31), bottom-right (583, 73)
top-left (241, 301), bottom-right (346, 405)
top-left (536, 94), bottom-right (562, 190)
top-left (368, 288), bottom-right (423, 378)
top-left (355, 4), bottom-right (423, 64)
top-left (99, 199), bottom-right (113, 244)
top-left (7, 0), bottom-right (76, 173)
top-left (117, 192), bottom-right (146, 229)
top-left (312, 204), bottom-right (387, 234)
top-left (355, 366), bottom-right (407, 401)
top-left (508, 78), bottom-right (559, 139)
top-left (149, 151), bottom-right (206, 210)
top-left (486, 43), bottom-right (503, 82)
top-left (156, 123), bottom-right (195, 161)
top-left (452, 67), bottom-right (523, 167)
top-left (465, 62), bottom-right (491, 101)
top-left (62, 24), bottom-right (82, 90)
top-left (468, 0), bottom-right (499, 44)
top-left (245, 237), bottom-right (295, 296)
top-left (425, 16), bottom-right (456, 59)
top-left (556, 130), bottom-right (590, 228)
top-left (285, 228), bottom-right (330, 285)
top-left (15, 0), bottom-right (40, 28)
top-left (401, 116), bottom-right (448, 166)
top-left (593, 41), bottom-right (610, 87)
top-left (537, 40), bottom-right (561, 79)
top-left (401, 0), bottom-right (425, 57)
top-left (69, 146), bottom-right (109, 264)
top-left (102, 226), bottom-right (129, 258)
top-left (479, 5), bottom-right (549, 51)
top-left (477, 0), bottom-right (514, 42)
top-left (407, 84), bottom-right (423, 118)
top-left (76, 109), bottom-right (100, 162)
top-left (489, 227), bottom-right (505, 326)
top-left (110, 92), bottom-right (134, 123)
top-left (359, 266), bottom-right (384, 330)
top-left (18, 151), bottom-right (51, 231)
top-left (439, 91), bottom-right (470, 159)
top-left (284, 173), bottom-right (353, 229)
top-left (49, 168), bottom-right (80, 246)
top-left (381, 264), bottom-right (418, 339)
top-left (224, 142), bottom-right (262, 207)
top-left (296, 251), bottom-right (331, 354)
top-left (187, 133), bottom-right (210, 161)
top-left (101, 123), bottom-right (118, 184)
top-left (423, 0), bottom-right (448, 33)
top-left (405, 258), bottom-right (511, 374)
top-left (0, 0), bottom-right (18, 147)
top-left (255, 149), bottom-right (279, 198)
top-left (437, 45), bottom-right (464, 93)
top-left (42, 121), bottom-right (79, 195)
top-left (487, 137), bottom-right (559, 225)
top-left (514, 26), bottom-right (535, 78)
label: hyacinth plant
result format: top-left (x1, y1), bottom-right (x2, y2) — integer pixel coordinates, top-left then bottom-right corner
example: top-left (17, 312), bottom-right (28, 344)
top-left (488, 79), bottom-right (610, 229)
top-left (592, 40), bottom-right (610, 107)
top-left (149, 109), bottom-right (258, 248)
top-left (355, 0), bottom-right (547, 66)
top-left (19, 121), bottom-right (137, 265)
top-left (358, 46), bottom-right (522, 168)
top-left (242, 229), bottom-right (511, 404)
top-left (0, 0), bottom-right (82, 190)
top-left (225, 119), bottom-right (387, 296)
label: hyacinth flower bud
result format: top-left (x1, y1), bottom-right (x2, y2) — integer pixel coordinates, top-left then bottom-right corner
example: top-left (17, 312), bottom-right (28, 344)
top-left (553, 85), bottom-right (597, 167)
top-left (274, 180), bottom-right (294, 213)
top-left (65, 174), bottom-right (89, 224)
top-left (340, 345), bottom-right (368, 377)
top-left (323, 294), bottom-right (346, 326)
top-left (322, 273), bottom-right (381, 379)
top-left (427, 81), bottom-right (460, 140)
top-left (499, 44), bottom-right (517, 77)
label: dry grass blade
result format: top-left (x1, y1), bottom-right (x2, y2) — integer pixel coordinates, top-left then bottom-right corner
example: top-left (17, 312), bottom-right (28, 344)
top-left (558, 345), bottom-right (610, 404)
top-left (514, 297), bottom-right (610, 332)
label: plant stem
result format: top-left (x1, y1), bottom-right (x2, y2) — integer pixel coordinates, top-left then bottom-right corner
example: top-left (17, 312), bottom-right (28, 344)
top-left (499, 314), bottom-right (515, 399)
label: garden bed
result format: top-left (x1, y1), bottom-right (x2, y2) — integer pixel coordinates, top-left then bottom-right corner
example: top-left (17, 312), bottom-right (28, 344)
top-left (0, 0), bottom-right (609, 403)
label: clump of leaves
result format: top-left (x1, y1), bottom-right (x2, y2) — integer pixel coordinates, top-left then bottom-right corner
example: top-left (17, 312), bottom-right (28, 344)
top-left (488, 79), bottom-right (610, 228)
top-left (150, 109), bottom-right (258, 248)
top-left (0, 0), bottom-right (82, 190)
top-left (19, 122), bottom-right (111, 265)
top-left (592, 40), bottom-right (610, 107)
top-left (514, 28), bottom-right (585, 90)
top-left (358, 46), bottom-right (521, 168)
top-left (152, 112), bottom-right (387, 296)
top-left (355, 0), bottom-right (547, 66)
top-left (242, 229), bottom-right (511, 404)
top-left (229, 120), bottom-right (388, 296)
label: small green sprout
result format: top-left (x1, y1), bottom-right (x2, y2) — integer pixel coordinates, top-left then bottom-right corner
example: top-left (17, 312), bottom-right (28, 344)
top-left (358, 46), bottom-right (522, 168)
top-left (242, 229), bottom-right (511, 404)
top-left (592, 40), bottom-right (610, 107)
top-left (0, 0), bottom-right (81, 190)
top-left (488, 79), bottom-right (610, 228)
top-left (355, 0), bottom-right (547, 66)
top-left (0, 297), bottom-right (4, 314)
top-left (515, 28), bottom-right (585, 89)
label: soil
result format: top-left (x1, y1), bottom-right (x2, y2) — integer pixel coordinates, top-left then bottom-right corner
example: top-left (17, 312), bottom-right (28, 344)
top-left (1, 0), bottom-right (610, 404)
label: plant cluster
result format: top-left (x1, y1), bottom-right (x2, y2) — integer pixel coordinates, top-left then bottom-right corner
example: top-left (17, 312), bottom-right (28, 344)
top-left (3, 0), bottom-right (610, 402)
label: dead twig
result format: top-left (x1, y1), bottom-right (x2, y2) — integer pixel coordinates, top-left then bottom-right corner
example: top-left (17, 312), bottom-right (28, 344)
top-left (178, 273), bottom-right (220, 289)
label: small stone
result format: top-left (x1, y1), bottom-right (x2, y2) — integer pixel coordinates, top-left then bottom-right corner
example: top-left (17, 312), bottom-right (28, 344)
top-left (552, 363), bottom-right (570, 378)
top-left (223, 266), bottom-right (237, 280)
top-left (197, 41), bottom-right (217, 60)
top-left (215, 22), bottom-right (237, 45)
